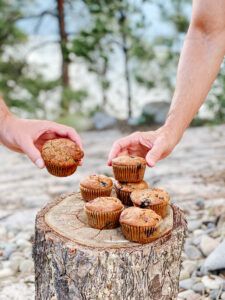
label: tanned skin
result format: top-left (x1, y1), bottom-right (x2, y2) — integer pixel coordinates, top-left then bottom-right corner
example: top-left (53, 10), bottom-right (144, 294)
top-left (108, 0), bottom-right (225, 167)
top-left (0, 98), bottom-right (82, 168)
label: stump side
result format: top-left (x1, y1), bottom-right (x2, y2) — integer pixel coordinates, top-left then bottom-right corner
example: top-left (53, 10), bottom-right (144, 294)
top-left (33, 193), bottom-right (187, 300)
top-left (43, 192), bottom-right (174, 249)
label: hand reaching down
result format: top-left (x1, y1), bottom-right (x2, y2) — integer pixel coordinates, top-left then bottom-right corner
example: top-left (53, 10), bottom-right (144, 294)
top-left (108, 127), bottom-right (180, 167)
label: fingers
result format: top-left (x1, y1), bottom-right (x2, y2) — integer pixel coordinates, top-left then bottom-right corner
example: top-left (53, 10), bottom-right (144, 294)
top-left (107, 137), bottom-right (131, 165)
top-left (145, 139), bottom-right (164, 167)
top-left (20, 138), bottom-right (45, 169)
top-left (37, 122), bottom-right (83, 150)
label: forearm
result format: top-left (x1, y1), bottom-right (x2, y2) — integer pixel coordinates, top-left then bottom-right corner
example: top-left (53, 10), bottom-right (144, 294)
top-left (164, 26), bottom-right (225, 140)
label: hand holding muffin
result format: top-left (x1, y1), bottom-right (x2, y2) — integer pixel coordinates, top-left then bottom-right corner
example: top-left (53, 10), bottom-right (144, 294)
top-left (108, 128), bottom-right (178, 167)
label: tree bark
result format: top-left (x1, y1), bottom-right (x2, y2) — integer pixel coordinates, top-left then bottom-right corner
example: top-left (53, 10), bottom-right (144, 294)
top-left (119, 11), bottom-right (132, 119)
top-left (33, 192), bottom-right (187, 300)
top-left (56, 0), bottom-right (70, 114)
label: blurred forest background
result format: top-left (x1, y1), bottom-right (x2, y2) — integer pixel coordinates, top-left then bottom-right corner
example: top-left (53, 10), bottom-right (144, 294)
top-left (1, 0), bottom-right (225, 131)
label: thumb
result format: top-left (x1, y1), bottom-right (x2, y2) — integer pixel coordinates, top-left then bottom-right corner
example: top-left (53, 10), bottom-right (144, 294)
top-left (20, 139), bottom-right (45, 169)
top-left (145, 142), bottom-right (164, 167)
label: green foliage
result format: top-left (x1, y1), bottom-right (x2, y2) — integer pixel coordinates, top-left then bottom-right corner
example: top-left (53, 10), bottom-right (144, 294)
top-left (0, 0), bottom-right (60, 117)
top-left (61, 87), bottom-right (88, 112)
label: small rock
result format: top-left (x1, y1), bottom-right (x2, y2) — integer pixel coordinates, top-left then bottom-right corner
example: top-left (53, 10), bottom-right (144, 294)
top-left (195, 199), bottom-right (205, 209)
top-left (185, 245), bottom-right (202, 260)
top-left (202, 240), bottom-right (225, 272)
top-left (179, 278), bottom-right (195, 290)
top-left (192, 282), bottom-right (205, 293)
top-left (3, 243), bottom-right (16, 259)
top-left (221, 292), bottom-right (225, 299)
top-left (10, 255), bottom-right (24, 272)
top-left (180, 269), bottom-right (190, 280)
top-left (16, 238), bottom-right (31, 248)
top-left (0, 268), bottom-right (15, 279)
top-left (210, 289), bottom-right (221, 300)
top-left (188, 220), bottom-right (202, 232)
top-left (202, 275), bottom-right (225, 290)
top-left (193, 229), bottom-right (205, 237)
top-left (19, 259), bottom-right (34, 274)
top-left (199, 235), bottom-right (220, 257)
top-left (178, 289), bottom-right (201, 300)
top-left (182, 260), bottom-right (198, 276)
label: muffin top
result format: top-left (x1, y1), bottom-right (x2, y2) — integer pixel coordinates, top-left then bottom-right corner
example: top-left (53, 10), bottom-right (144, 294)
top-left (114, 180), bottom-right (149, 193)
top-left (112, 155), bottom-right (146, 167)
top-left (85, 197), bottom-right (124, 212)
top-left (120, 207), bottom-right (161, 227)
top-left (80, 174), bottom-right (113, 190)
top-left (41, 138), bottom-right (84, 166)
top-left (131, 188), bottom-right (170, 208)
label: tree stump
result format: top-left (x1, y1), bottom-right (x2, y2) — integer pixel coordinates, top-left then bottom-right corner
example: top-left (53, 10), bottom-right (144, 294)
top-left (33, 192), bottom-right (187, 300)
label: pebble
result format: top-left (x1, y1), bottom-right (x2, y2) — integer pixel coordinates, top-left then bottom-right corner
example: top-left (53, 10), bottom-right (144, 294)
top-left (10, 255), bottom-right (24, 272)
top-left (16, 238), bottom-right (31, 249)
top-left (179, 278), bottom-right (195, 290)
top-left (209, 289), bottom-right (221, 300)
top-left (19, 259), bottom-right (34, 274)
top-left (184, 245), bottom-right (202, 260)
top-left (203, 240), bottom-right (225, 272)
top-left (3, 243), bottom-right (16, 259)
top-left (192, 282), bottom-right (205, 293)
top-left (199, 235), bottom-right (220, 257)
top-left (187, 220), bottom-right (202, 232)
top-left (180, 269), bottom-right (190, 280)
top-left (178, 290), bottom-right (201, 300)
top-left (202, 275), bottom-right (225, 290)
top-left (182, 261), bottom-right (198, 275)
top-left (195, 199), bottom-right (205, 210)
top-left (0, 268), bottom-right (15, 279)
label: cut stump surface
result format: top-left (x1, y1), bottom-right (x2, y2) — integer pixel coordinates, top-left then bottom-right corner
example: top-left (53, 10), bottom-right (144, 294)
top-left (33, 192), bottom-right (187, 300)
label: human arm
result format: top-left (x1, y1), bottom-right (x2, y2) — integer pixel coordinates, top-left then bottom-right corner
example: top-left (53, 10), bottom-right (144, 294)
top-left (0, 97), bottom-right (83, 168)
top-left (108, 0), bottom-right (225, 167)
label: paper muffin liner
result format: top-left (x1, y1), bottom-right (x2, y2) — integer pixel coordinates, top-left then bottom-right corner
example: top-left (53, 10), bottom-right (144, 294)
top-left (112, 164), bottom-right (146, 183)
top-left (120, 222), bottom-right (161, 244)
top-left (133, 202), bottom-right (168, 218)
top-left (80, 186), bottom-right (112, 202)
top-left (45, 163), bottom-right (77, 177)
top-left (85, 208), bottom-right (123, 229)
top-left (114, 187), bottom-right (133, 206)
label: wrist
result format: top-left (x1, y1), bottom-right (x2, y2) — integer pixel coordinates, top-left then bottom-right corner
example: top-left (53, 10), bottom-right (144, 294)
top-left (157, 122), bottom-right (184, 146)
top-left (0, 113), bottom-right (18, 145)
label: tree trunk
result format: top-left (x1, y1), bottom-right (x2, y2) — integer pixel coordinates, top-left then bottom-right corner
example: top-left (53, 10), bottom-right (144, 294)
top-left (123, 45), bottom-right (132, 119)
top-left (33, 192), bottom-right (187, 300)
top-left (119, 11), bottom-right (132, 119)
top-left (56, 0), bottom-right (70, 114)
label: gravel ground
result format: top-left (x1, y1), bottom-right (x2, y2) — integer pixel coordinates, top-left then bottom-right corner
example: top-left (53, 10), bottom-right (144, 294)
top-left (1, 126), bottom-right (225, 300)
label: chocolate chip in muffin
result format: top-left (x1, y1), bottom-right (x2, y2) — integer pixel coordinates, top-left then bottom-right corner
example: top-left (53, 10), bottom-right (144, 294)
top-left (140, 199), bottom-right (151, 208)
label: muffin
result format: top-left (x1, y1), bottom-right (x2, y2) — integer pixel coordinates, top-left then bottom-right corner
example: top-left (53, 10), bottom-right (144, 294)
top-left (114, 180), bottom-right (149, 206)
top-left (112, 155), bottom-right (146, 182)
top-left (41, 138), bottom-right (84, 177)
top-left (119, 207), bottom-right (162, 244)
top-left (130, 188), bottom-right (170, 218)
top-left (85, 197), bottom-right (124, 229)
top-left (80, 174), bottom-right (113, 201)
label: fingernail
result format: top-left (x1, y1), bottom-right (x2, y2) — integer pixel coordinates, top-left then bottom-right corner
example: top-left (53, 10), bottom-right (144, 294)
top-left (148, 161), bottom-right (155, 167)
top-left (35, 158), bottom-right (45, 169)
